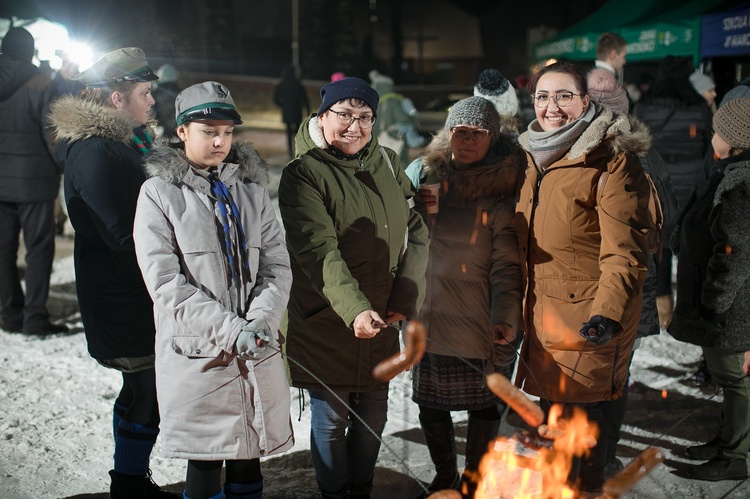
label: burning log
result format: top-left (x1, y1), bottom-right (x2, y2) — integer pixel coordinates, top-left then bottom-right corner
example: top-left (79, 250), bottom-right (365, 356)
top-left (486, 373), bottom-right (545, 427)
top-left (372, 320), bottom-right (427, 381)
top-left (601, 447), bottom-right (665, 498)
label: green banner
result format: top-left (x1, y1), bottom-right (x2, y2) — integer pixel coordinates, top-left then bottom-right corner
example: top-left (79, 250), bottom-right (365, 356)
top-left (532, 33), bottom-right (600, 62)
top-left (532, 18), bottom-right (700, 65)
top-left (619, 18), bottom-right (701, 63)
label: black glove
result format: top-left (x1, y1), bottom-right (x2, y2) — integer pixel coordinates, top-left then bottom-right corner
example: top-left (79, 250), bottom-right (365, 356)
top-left (670, 224), bottom-right (681, 255)
top-left (579, 315), bottom-right (623, 345)
top-left (698, 305), bottom-right (725, 335)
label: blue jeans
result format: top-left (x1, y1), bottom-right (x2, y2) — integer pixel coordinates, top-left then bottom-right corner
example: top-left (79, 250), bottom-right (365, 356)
top-left (308, 389), bottom-right (388, 498)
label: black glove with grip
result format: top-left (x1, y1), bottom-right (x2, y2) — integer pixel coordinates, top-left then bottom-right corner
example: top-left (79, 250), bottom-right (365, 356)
top-left (579, 315), bottom-right (623, 345)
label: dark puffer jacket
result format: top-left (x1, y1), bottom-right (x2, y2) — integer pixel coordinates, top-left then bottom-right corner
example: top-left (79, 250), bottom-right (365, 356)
top-left (669, 154), bottom-right (750, 351)
top-left (633, 94), bottom-right (712, 229)
top-left (48, 95), bottom-right (155, 360)
top-left (0, 55), bottom-right (60, 203)
top-left (407, 129), bottom-right (524, 363)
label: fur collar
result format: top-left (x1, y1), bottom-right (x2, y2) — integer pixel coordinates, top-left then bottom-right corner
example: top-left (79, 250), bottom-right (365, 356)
top-left (307, 116), bottom-right (326, 148)
top-left (421, 129), bottom-right (524, 201)
top-left (49, 94), bottom-right (145, 145)
top-left (518, 106), bottom-right (652, 160)
top-left (143, 141), bottom-right (269, 186)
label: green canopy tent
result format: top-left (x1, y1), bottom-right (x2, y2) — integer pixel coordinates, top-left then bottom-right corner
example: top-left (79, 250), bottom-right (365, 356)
top-left (531, 0), bottom-right (728, 65)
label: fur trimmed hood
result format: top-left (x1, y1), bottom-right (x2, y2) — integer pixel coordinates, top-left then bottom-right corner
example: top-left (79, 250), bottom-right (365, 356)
top-left (519, 106), bottom-right (652, 161)
top-left (49, 94), bottom-right (147, 145)
top-left (421, 129), bottom-right (525, 202)
top-left (143, 141), bottom-right (269, 187)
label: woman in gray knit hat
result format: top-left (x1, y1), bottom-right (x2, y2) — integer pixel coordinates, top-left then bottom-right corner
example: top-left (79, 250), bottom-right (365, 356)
top-left (669, 97), bottom-right (750, 482)
top-left (404, 96), bottom-right (525, 497)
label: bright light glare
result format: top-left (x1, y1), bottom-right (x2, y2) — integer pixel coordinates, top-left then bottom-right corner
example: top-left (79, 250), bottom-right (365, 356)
top-left (23, 19), bottom-right (68, 69)
top-left (5, 18), bottom-right (92, 72)
top-left (64, 42), bottom-right (94, 72)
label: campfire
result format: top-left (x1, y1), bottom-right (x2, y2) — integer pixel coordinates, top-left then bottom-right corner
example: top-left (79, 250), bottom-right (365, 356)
top-left (371, 324), bottom-right (664, 498)
top-left (473, 375), bottom-right (663, 499)
top-left (472, 399), bottom-right (596, 498)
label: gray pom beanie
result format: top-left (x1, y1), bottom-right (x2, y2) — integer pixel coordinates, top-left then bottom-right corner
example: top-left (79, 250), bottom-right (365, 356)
top-left (713, 98), bottom-right (750, 151)
top-left (444, 96), bottom-right (501, 143)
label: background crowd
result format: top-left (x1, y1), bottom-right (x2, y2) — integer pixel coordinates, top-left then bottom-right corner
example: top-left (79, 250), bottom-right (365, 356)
top-left (2, 24), bottom-right (750, 499)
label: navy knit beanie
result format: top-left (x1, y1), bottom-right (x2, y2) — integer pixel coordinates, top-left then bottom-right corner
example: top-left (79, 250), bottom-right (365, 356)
top-left (1, 27), bottom-right (35, 62)
top-left (318, 77), bottom-right (379, 117)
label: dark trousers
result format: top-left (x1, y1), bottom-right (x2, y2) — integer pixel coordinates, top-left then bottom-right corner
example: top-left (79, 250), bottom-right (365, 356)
top-left (703, 346), bottom-right (750, 459)
top-left (655, 247), bottom-right (673, 296)
top-left (0, 200), bottom-right (55, 329)
top-left (284, 122), bottom-right (300, 158)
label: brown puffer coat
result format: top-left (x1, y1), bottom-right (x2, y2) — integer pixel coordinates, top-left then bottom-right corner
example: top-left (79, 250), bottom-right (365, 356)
top-left (515, 107), bottom-right (654, 403)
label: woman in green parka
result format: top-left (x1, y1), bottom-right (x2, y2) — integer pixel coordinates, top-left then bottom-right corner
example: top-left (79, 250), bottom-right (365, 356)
top-left (278, 77), bottom-right (430, 499)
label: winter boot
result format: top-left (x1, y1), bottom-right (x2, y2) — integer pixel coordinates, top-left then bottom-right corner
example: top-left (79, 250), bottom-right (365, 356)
top-left (462, 415), bottom-right (501, 498)
top-left (109, 470), bottom-right (146, 498)
top-left (224, 479), bottom-right (263, 499)
top-left (685, 434), bottom-right (720, 461)
top-left (416, 414), bottom-right (461, 498)
top-left (145, 469), bottom-right (181, 498)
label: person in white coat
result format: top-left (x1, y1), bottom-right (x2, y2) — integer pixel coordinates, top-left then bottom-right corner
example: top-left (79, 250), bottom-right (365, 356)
top-left (133, 81), bottom-right (293, 499)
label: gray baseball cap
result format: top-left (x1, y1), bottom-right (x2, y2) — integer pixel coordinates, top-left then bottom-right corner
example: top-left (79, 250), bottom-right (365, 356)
top-left (175, 81), bottom-right (243, 126)
top-left (72, 47), bottom-right (157, 88)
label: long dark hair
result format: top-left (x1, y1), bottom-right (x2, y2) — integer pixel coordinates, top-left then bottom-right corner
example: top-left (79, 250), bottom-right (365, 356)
top-left (528, 61), bottom-right (588, 97)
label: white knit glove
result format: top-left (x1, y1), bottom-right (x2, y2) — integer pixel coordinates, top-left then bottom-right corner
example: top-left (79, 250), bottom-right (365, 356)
top-left (235, 319), bottom-right (273, 359)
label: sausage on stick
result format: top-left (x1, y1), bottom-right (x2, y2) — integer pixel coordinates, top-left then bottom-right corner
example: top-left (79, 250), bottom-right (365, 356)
top-left (372, 320), bottom-right (427, 382)
top-left (486, 372), bottom-right (545, 428)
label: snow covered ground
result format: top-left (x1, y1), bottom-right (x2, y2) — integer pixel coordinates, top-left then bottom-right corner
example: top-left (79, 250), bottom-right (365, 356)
top-left (1, 130), bottom-right (748, 498)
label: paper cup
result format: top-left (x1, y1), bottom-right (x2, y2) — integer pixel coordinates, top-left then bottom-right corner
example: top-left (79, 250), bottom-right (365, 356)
top-left (420, 183), bottom-right (440, 214)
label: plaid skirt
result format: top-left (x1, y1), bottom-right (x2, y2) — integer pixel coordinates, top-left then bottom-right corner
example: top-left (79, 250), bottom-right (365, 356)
top-left (412, 352), bottom-right (511, 412)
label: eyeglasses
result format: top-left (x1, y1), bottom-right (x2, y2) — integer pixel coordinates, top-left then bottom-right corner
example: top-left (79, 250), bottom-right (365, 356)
top-left (328, 109), bottom-right (376, 129)
top-left (451, 127), bottom-right (490, 141)
top-left (533, 92), bottom-right (582, 108)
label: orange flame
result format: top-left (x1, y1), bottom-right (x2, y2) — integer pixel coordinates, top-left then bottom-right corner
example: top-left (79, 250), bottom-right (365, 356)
top-left (474, 404), bottom-right (598, 499)
top-left (661, 389), bottom-right (667, 399)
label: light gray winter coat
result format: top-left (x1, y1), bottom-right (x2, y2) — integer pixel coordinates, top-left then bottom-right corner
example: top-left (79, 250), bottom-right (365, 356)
top-left (133, 141), bottom-right (293, 460)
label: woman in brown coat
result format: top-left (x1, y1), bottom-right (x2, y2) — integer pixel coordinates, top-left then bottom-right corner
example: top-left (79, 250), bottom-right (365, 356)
top-left (515, 61), bottom-right (656, 493)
